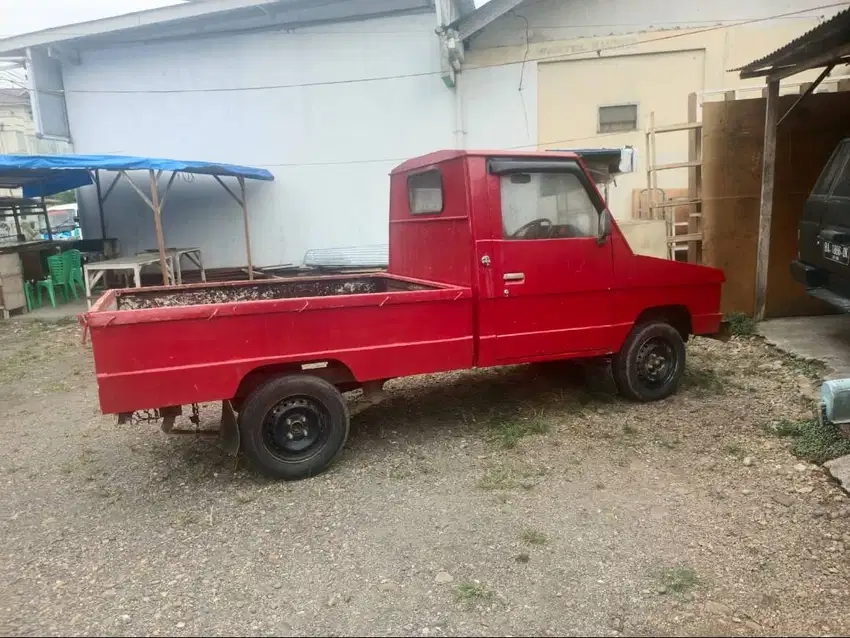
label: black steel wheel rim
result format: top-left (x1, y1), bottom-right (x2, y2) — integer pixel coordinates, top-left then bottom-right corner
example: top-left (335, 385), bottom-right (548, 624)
top-left (261, 396), bottom-right (330, 462)
top-left (635, 337), bottom-right (677, 389)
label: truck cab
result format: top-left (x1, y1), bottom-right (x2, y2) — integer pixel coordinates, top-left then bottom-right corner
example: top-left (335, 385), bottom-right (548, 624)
top-left (792, 138), bottom-right (850, 309)
top-left (390, 150), bottom-right (724, 369)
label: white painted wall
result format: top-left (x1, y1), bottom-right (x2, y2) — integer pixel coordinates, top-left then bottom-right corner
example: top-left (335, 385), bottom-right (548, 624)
top-left (64, 11), bottom-right (456, 268)
top-left (459, 61), bottom-right (538, 150)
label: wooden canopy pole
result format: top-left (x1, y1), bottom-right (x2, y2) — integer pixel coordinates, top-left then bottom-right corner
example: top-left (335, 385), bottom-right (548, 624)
top-left (754, 79), bottom-right (780, 322)
top-left (238, 176), bottom-right (254, 281)
top-left (94, 170), bottom-right (107, 239)
top-left (149, 169), bottom-right (169, 285)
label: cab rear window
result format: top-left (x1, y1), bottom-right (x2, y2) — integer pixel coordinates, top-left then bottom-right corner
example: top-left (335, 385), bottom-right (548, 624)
top-left (408, 170), bottom-right (443, 214)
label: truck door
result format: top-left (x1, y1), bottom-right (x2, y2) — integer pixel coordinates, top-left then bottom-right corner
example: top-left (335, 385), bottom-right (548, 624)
top-left (811, 142), bottom-right (850, 278)
top-left (480, 158), bottom-right (614, 364)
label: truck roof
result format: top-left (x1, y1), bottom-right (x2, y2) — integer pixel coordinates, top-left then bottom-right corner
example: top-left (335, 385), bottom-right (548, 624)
top-left (390, 149), bottom-right (581, 175)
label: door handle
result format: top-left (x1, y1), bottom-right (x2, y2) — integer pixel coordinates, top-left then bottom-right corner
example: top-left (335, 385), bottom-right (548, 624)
top-left (503, 272), bottom-right (525, 282)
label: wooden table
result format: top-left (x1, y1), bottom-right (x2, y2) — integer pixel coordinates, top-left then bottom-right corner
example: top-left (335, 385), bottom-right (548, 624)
top-left (84, 253), bottom-right (175, 307)
top-left (138, 247), bottom-right (205, 285)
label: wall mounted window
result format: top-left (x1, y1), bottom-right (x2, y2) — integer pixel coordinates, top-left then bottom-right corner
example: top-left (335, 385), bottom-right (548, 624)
top-left (26, 47), bottom-right (70, 140)
top-left (408, 170), bottom-right (443, 214)
top-left (598, 104), bottom-right (638, 134)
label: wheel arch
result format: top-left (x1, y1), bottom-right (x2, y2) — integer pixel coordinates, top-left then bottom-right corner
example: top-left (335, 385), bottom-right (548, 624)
top-left (234, 359), bottom-right (358, 407)
top-left (634, 304), bottom-right (692, 341)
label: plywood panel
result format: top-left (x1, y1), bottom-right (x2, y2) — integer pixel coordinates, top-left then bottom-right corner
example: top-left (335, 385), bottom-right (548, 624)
top-left (701, 92), bottom-right (850, 317)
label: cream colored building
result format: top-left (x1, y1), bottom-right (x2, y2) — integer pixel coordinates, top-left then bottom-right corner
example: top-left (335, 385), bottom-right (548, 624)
top-left (456, 0), bottom-right (847, 220)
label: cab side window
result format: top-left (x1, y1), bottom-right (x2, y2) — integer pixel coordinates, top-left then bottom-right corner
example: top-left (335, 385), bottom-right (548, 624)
top-left (500, 172), bottom-right (598, 240)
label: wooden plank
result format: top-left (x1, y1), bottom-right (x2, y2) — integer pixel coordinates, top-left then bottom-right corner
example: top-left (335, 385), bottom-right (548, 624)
top-left (688, 91), bottom-right (702, 264)
top-left (668, 233), bottom-right (703, 243)
top-left (754, 80), bottom-right (780, 322)
top-left (649, 160), bottom-right (702, 171)
top-left (652, 121), bottom-right (702, 133)
top-left (648, 198), bottom-right (702, 208)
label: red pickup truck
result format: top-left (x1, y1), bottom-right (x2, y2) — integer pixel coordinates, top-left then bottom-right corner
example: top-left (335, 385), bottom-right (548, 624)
top-left (84, 150), bottom-right (725, 480)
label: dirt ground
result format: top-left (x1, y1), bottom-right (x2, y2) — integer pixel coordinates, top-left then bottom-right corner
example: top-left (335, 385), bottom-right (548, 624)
top-left (2, 319), bottom-right (850, 637)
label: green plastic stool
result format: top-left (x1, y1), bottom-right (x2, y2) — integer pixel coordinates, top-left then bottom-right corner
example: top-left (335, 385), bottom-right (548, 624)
top-left (62, 249), bottom-right (84, 300)
top-left (36, 254), bottom-right (69, 308)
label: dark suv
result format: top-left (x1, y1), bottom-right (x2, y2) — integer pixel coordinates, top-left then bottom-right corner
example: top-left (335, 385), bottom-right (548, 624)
top-left (792, 138), bottom-right (850, 310)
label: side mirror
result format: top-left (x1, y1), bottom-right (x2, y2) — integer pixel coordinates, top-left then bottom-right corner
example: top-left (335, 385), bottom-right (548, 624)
top-left (597, 209), bottom-right (612, 245)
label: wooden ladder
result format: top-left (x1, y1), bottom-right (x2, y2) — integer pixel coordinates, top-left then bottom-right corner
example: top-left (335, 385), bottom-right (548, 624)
top-left (645, 94), bottom-right (703, 263)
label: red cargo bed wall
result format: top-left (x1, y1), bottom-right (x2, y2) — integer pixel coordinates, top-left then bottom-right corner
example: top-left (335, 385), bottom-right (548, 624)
top-left (389, 157), bottom-right (473, 287)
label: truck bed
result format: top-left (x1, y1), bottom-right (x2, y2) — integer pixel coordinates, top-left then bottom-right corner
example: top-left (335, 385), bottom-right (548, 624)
top-left (116, 275), bottom-right (430, 310)
top-left (84, 273), bottom-right (474, 414)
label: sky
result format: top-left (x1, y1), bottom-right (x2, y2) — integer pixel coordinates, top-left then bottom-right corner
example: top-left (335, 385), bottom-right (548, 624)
top-left (0, 0), bottom-right (489, 38)
top-left (1, 0), bottom-right (188, 37)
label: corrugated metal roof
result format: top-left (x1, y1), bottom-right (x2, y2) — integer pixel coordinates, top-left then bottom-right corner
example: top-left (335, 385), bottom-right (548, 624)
top-left (735, 6), bottom-right (850, 77)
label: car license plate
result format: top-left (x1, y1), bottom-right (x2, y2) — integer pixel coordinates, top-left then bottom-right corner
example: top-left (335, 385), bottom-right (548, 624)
top-left (824, 240), bottom-right (850, 265)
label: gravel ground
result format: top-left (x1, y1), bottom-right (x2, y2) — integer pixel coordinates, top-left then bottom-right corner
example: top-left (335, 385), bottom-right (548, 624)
top-left (1, 319), bottom-right (850, 637)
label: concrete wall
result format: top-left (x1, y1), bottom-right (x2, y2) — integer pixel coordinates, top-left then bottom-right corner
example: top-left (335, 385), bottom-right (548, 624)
top-left (701, 92), bottom-right (850, 318)
top-left (64, 11), bottom-right (456, 268)
top-left (460, 0), bottom-right (847, 220)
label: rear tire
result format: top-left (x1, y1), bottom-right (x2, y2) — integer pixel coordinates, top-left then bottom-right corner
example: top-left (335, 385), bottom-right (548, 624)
top-left (613, 321), bottom-right (686, 402)
top-left (239, 374), bottom-right (349, 480)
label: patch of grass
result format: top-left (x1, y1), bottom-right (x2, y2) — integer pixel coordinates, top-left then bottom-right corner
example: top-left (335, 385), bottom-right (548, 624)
top-left (520, 529), bottom-right (548, 545)
top-left (763, 419), bottom-right (804, 438)
top-left (455, 582), bottom-right (492, 606)
top-left (789, 418), bottom-right (850, 464)
top-left (682, 366), bottom-right (725, 396)
top-left (234, 491), bottom-right (256, 504)
top-left (726, 312), bottom-right (756, 336)
top-left (478, 468), bottom-right (519, 491)
top-left (477, 466), bottom-right (544, 491)
top-left (659, 566), bottom-right (700, 594)
top-left (657, 436), bottom-right (680, 450)
top-left (724, 442), bottom-right (745, 458)
top-left (487, 412), bottom-right (550, 449)
top-left (174, 511), bottom-right (199, 527)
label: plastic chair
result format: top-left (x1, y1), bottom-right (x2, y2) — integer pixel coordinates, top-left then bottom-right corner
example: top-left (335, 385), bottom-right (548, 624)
top-left (36, 254), bottom-right (70, 308)
top-left (62, 249), bottom-right (84, 299)
top-left (24, 280), bottom-right (37, 311)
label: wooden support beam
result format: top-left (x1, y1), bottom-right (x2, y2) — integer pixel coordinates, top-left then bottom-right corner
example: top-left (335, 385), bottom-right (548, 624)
top-left (777, 63), bottom-right (833, 126)
top-left (93, 170), bottom-right (107, 239)
top-left (149, 169), bottom-right (169, 286)
top-left (754, 80), bottom-right (780, 322)
top-left (238, 177), bottom-right (254, 281)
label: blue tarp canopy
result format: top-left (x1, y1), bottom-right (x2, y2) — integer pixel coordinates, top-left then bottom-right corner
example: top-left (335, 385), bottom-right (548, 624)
top-left (0, 154), bottom-right (274, 198)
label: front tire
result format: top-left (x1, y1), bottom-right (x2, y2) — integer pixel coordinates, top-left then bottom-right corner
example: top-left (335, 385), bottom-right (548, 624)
top-left (613, 321), bottom-right (686, 402)
top-left (239, 374), bottom-right (349, 480)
